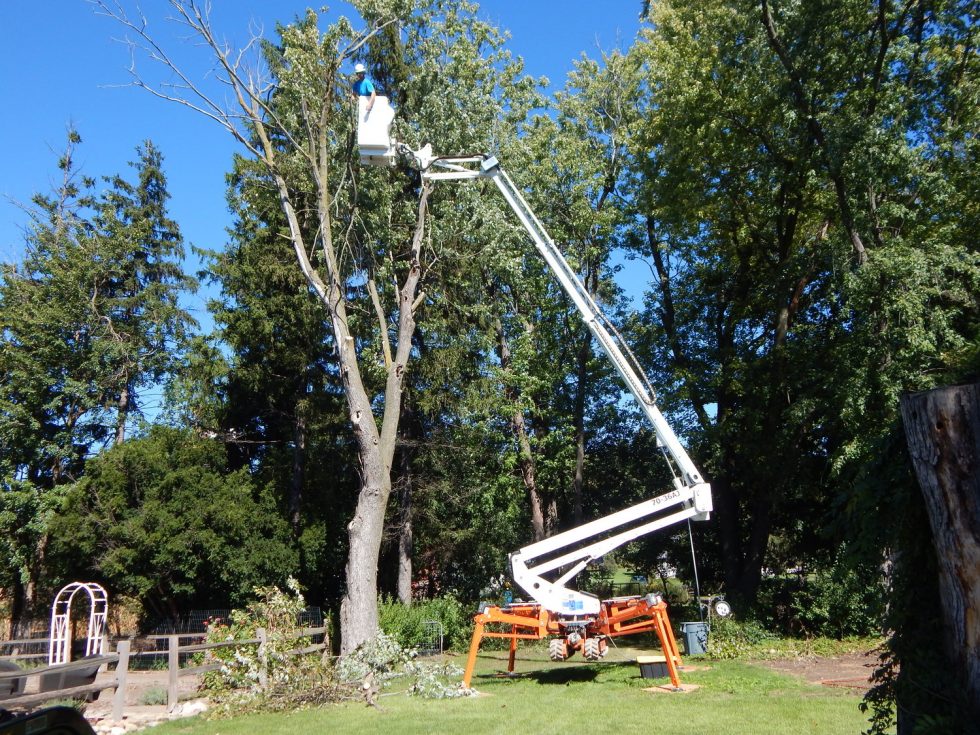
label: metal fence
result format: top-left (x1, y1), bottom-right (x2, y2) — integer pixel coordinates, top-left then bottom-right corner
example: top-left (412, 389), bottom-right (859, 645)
top-left (146, 606), bottom-right (323, 635)
top-left (0, 637), bottom-right (50, 662)
top-left (418, 620), bottom-right (444, 656)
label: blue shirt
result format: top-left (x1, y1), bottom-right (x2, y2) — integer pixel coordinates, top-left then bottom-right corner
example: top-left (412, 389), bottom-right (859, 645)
top-left (353, 78), bottom-right (375, 97)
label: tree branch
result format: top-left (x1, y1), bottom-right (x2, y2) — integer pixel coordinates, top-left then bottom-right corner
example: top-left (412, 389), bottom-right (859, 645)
top-left (367, 277), bottom-right (393, 368)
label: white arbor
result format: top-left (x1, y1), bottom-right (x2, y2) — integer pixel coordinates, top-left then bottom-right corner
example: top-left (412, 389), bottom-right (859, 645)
top-left (48, 582), bottom-right (108, 665)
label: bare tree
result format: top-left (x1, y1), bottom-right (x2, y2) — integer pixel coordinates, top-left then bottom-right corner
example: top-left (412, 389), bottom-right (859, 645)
top-left (95, 0), bottom-right (430, 652)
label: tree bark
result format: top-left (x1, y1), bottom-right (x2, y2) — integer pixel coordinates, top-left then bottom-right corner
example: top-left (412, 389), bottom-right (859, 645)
top-left (336, 184), bottom-right (430, 653)
top-left (495, 317), bottom-right (546, 542)
top-left (289, 413), bottom-right (306, 536)
top-left (900, 383), bottom-right (980, 730)
top-left (115, 382), bottom-right (130, 446)
top-left (571, 329), bottom-right (589, 526)
top-left (19, 532), bottom-right (49, 634)
top-left (570, 260), bottom-right (598, 528)
top-left (396, 464), bottom-right (413, 606)
top-left (393, 399), bottom-right (418, 606)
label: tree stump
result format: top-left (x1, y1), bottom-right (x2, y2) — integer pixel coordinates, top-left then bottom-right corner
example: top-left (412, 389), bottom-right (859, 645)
top-left (900, 383), bottom-right (980, 729)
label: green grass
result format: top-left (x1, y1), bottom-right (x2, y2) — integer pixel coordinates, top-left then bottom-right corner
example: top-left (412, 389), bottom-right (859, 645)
top-left (149, 644), bottom-right (874, 735)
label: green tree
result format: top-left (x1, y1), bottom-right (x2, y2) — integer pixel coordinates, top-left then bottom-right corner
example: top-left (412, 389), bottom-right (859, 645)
top-left (91, 141), bottom-right (195, 444)
top-left (629, 1), bottom-right (978, 729)
top-left (49, 427), bottom-right (297, 621)
top-left (0, 132), bottom-right (193, 627)
top-left (101, 0), bottom-right (538, 651)
top-left (192, 152), bottom-right (360, 604)
top-left (628, 0), bottom-right (978, 606)
top-left (520, 49), bottom-right (645, 532)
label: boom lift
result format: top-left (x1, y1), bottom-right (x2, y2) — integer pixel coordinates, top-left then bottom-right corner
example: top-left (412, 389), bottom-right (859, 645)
top-left (358, 98), bottom-right (713, 689)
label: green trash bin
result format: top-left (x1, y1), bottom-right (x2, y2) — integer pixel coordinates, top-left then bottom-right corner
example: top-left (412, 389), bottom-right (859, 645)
top-left (680, 621), bottom-right (709, 655)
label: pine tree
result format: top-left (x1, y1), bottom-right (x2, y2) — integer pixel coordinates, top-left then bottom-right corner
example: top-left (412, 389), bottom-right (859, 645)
top-left (91, 141), bottom-right (195, 444)
top-left (0, 132), bottom-right (193, 628)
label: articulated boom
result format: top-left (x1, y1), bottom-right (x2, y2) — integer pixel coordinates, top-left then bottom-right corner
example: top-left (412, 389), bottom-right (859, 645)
top-left (357, 108), bottom-right (712, 687)
top-left (420, 153), bottom-right (712, 611)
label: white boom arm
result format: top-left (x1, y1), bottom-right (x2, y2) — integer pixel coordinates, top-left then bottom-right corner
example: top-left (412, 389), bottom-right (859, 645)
top-left (419, 155), bottom-right (712, 617)
top-left (359, 128), bottom-right (713, 617)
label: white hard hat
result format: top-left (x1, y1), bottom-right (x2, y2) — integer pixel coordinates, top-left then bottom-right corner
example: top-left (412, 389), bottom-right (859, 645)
top-left (354, 63), bottom-right (366, 73)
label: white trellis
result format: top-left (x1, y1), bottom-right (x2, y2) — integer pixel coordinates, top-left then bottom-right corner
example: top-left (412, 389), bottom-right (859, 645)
top-left (48, 582), bottom-right (108, 665)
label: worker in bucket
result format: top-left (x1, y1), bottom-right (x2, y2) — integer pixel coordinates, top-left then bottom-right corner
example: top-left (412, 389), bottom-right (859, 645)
top-left (351, 63), bottom-right (376, 115)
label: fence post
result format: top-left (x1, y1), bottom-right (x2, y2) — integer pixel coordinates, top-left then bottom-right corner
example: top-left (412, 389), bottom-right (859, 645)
top-left (257, 628), bottom-right (268, 690)
top-left (167, 635), bottom-right (179, 712)
top-left (112, 640), bottom-right (131, 722)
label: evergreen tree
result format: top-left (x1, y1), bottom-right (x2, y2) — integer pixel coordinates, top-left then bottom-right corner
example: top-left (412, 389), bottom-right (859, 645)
top-left (49, 426), bottom-right (297, 622)
top-left (92, 141), bottom-right (195, 444)
top-left (100, 0), bottom-right (541, 650)
top-left (0, 132), bottom-right (193, 627)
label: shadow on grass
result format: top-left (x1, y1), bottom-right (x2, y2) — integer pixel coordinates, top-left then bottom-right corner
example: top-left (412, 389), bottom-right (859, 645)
top-left (476, 658), bottom-right (643, 686)
top-left (525, 666), bottom-right (600, 685)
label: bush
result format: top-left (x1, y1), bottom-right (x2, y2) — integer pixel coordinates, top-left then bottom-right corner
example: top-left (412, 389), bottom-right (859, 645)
top-left (646, 577), bottom-right (691, 606)
top-left (792, 560), bottom-right (884, 638)
top-left (200, 578), bottom-right (334, 713)
top-left (378, 595), bottom-right (470, 653)
top-left (139, 686), bottom-right (168, 706)
top-left (754, 557), bottom-right (885, 638)
top-left (704, 616), bottom-right (779, 659)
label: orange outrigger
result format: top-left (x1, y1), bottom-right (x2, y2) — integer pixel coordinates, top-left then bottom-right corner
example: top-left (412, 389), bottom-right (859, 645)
top-left (462, 594), bottom-right (683, 689)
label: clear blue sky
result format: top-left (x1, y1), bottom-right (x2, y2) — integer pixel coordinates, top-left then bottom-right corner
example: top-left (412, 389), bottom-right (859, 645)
top-left (0, 1), bottom-right (645, 331)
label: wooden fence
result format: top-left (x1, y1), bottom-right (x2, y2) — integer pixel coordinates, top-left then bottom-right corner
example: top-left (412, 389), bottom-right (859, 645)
top-left (0, 641), bottom-right (131, 721)
top-left (0, 626), bottom-right (329, 721)
top-left (152, 626), bottom-right (329, 711)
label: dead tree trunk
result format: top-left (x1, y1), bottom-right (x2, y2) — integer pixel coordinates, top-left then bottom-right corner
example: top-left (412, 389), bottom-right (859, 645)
top-left (899, 383), bottom-right (980, 729)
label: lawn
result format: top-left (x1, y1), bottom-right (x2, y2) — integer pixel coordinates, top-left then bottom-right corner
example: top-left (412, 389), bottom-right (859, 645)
top-left (149, 644), bottom-right (875, 735)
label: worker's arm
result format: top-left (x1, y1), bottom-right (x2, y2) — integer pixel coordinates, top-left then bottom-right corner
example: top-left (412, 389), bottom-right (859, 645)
top-left (366, 88), bottom-right (376, 113)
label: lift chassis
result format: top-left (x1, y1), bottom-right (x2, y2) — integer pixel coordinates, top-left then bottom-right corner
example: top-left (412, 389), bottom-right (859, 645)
top-left (463, 594), bottom-right (684, 688)
top-left (357, 100), bottom-right (713, 688)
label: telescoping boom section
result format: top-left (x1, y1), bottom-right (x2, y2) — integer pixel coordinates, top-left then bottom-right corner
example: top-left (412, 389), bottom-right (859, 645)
top-left (358, 128), bottom-right (712, 688)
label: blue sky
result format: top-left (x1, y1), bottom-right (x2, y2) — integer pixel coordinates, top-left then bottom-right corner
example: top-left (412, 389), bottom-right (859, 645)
top-left (0, 1), bottom-right (645, 332)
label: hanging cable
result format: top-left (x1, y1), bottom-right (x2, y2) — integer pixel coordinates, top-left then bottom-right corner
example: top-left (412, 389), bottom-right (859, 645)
top-left (687, 519), bottom-right (704, 623)
top-left (660, 444), bottom-right (703, 622)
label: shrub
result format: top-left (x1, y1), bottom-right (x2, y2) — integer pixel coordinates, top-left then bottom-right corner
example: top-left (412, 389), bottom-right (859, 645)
top-left (754, 557), bottom-right (885, 638)
top-left (139, 686), bottom-right (168, 706)
top-left (791, 560), bottom-right (884, 638)
top-left (49, 427), bottom-right (298, 617)
top-left (378, 595), bottom-right (470, 653)
top-left (704, 616), bottom-right (779, 659)
top-left (646, 576), bottom-right (691, 606)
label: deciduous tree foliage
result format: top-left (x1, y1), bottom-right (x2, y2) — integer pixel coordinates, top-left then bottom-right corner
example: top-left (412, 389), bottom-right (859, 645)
top-left (99, 0), bottom-right (541, 651)
top-left (625, 0), bottom-right (978, 728)
top-left (627, 0), bottom-right (978, 602)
